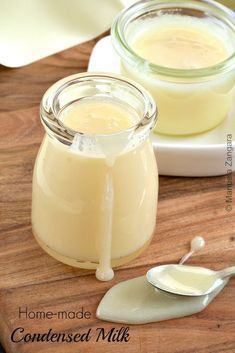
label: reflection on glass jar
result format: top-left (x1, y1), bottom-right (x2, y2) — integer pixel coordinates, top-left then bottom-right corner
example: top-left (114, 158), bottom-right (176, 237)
top-left (31, 73), bottom-right (158, 281)
top-left (111, 0), bottom-right (235, 135)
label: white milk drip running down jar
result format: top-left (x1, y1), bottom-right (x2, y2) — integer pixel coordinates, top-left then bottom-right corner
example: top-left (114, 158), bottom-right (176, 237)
top-left (31, 73), bottom-right (158, 281)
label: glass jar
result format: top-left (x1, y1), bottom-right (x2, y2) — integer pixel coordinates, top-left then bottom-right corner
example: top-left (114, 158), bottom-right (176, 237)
top-left (111, 0), bottom-right (235, 135)
top-left (31, 72), bottom-right (158, 280)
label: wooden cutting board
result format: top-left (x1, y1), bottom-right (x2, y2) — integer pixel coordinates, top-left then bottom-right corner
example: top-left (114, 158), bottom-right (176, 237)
top-left (0, 33), bottom-right (235, 353)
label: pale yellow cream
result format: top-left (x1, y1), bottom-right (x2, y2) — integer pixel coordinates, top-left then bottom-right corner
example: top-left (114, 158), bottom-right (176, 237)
top-left (121, 15), bottom-right (235, 135)
top-left (149, 265), bottom-right (220, 296)
top-left (32, 98), bottom-right (158, 280)
top-left (61, 98), bottom-right (138, 134)
top-left (132, 25), bottom-right (228, 69)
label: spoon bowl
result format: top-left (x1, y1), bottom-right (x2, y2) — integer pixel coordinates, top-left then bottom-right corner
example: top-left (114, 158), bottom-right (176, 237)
top-left (146, 264), bottom-right (235, 297)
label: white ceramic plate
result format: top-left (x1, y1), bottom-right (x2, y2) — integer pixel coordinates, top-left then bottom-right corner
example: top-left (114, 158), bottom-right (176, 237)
top-left (88, 36), bottom-right (235, 177)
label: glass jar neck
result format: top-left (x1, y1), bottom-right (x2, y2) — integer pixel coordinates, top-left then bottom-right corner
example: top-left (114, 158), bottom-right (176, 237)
top-left (40, 73), bottom-right (157, 156)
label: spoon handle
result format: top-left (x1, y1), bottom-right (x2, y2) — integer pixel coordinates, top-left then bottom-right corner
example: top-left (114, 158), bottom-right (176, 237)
top-left (218, 266), bottom-right (235, 278)
top-left (179, 251), bottom-right (194, 264)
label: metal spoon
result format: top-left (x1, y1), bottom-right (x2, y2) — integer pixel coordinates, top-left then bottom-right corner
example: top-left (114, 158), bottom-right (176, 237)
top-left (146, 264), bottom-right (235, 297)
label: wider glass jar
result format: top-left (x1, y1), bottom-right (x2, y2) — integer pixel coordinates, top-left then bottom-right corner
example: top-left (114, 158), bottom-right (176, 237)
top-left (112, 0), bottom-right (235, 135)
top-left (31, 73), bottom-right (158, 281)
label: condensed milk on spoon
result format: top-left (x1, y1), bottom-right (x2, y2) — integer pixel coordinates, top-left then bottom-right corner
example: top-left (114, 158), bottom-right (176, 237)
top-left (97, 236), bottom-right (232, 323)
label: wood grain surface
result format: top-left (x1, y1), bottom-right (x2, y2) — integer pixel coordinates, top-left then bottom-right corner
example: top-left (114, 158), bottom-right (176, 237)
top-left (0, 33), bottom-right (235, 353)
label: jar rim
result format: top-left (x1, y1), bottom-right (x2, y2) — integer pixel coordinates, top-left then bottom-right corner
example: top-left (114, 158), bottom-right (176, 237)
top-left (111, 0), bottom-right (235, 79)
top-left (40, 72), bottom-right (157, 144)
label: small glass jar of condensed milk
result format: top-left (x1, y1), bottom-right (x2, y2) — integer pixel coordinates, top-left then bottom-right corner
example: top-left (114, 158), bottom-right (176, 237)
top-left (111, 0), bottom-right (235, 135)
top-left (31, 73), bottom-right (158, 281)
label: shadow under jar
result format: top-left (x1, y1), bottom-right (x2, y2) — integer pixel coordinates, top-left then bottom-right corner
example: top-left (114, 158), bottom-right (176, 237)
top-left (111, 0), bottom-right (235, 136)
top-left (31, 73), bottom-right (158, 281)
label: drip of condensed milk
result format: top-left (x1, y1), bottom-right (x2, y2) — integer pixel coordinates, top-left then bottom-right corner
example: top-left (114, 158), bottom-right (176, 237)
top-left (95, 172), bottom-right (114, 281)
top-left (61, 97), bottom-right (139, 281)
top-left (96, 236), bottom-right (229, 323)
top-left (179, 236), bottom-right (205, 264)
